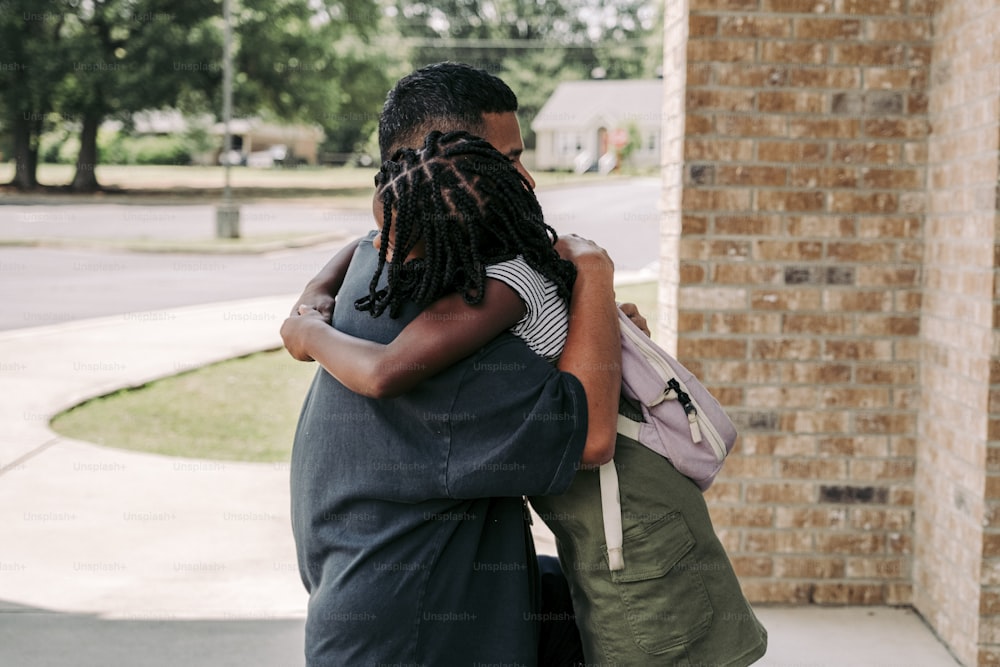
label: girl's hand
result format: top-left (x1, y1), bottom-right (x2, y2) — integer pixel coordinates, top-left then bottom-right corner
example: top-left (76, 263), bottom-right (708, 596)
top-left (281, 306), bottom-right (328, 361)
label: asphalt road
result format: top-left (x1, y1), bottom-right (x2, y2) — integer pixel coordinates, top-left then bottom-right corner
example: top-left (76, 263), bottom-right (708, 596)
top-left (0, 178), bottom-right (661, 331)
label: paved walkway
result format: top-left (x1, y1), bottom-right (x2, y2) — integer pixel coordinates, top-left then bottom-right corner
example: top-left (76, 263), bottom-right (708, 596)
top-left (0, 295), bottom-right (962, 666)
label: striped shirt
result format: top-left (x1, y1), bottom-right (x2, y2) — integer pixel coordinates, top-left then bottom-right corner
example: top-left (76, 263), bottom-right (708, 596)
top-left (486, 256), bottom-right (569, 362)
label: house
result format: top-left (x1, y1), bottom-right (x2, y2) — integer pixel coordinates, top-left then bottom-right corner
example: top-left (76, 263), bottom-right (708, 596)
top-left (530, 79), bottom-right (663, 172)
top-left (211, 118), bottom-right (324, 167)
top-left (125, 109), bottom-right (324, 166)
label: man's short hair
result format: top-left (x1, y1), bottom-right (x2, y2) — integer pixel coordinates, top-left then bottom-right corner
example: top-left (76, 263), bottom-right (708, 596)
top-left (378, 62), bottom-right (518, 162)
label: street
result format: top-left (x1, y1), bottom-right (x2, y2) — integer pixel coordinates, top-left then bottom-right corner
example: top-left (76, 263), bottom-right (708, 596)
top-left (0, 178), bottom-right (661, 331)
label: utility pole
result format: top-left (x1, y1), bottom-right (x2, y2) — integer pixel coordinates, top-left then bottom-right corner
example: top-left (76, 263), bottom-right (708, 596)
top-left (215, 0), bottom-right (240, 238)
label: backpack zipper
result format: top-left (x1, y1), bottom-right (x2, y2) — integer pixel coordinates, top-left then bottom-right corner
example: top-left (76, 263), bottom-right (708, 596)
top-left (620, 320), bottom-right (728, 462)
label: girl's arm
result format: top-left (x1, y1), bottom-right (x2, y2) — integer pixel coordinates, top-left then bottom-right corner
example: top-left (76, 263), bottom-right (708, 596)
top-left (281, 235), bottom-right (621, 465)
top-left (282, 279), bottom-right (527, 398)
top-left (288, 237), bottom-right (362, 318)
top-left (283, 238), bottom-right (361, 361)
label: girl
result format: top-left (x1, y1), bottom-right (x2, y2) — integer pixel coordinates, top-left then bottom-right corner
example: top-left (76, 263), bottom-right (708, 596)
top-left (282, 130), bottom-right (767, 665)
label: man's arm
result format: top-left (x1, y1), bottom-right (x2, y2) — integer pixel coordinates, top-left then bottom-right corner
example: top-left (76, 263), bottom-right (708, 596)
top-left (555, 235), bottom-right (622, 467)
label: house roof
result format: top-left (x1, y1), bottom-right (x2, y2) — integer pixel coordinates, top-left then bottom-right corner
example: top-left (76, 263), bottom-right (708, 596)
top-left (530, 79), bottom-right (663, 132)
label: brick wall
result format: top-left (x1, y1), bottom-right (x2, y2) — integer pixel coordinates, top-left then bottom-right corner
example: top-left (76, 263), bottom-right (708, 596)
top-left (922, 3), bottom-right (1000, 664)
top-left (660, 0), bottom-right (1000, 663)
top-left (673, 0), bottom-right (931, 606)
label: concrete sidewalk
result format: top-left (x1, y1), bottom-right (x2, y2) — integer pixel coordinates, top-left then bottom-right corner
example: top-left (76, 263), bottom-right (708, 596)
top-left (0, 296), bottom-right (962, 666)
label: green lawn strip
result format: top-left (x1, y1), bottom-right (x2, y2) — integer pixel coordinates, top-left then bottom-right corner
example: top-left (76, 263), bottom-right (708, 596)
top-left (51, 349), bottom-right (319, 463)
top-left (51, 281), bottom-right (658, 463)
top-left (0, 163), bottom-right (645, 200)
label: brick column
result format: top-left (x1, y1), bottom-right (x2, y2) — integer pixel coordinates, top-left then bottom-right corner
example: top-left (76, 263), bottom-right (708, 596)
top-left (668, 0), bottom-right (930, 607)
top-left (920, 2), bottom-right (1000, 664)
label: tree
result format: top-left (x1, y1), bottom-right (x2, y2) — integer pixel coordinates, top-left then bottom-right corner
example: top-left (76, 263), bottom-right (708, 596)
top-left (380, 0), bottom-right (663, 147)
top-left (3, 0), bottom-right (387, 191)
top-left (0, 1), bottom-right (69, 190)
top-left (231, 0), bottom-right (389, 158)
top-left (53, 0), bottom-right (222, 191)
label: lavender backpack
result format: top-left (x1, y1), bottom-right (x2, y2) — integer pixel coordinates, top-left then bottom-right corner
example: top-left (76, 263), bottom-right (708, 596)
top-left (601, 307), bottom-right (738, 571)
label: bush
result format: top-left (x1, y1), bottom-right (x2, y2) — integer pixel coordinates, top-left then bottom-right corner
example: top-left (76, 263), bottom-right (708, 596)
top-left (126, 134), bottom-right (192, 165)
top-left (40, 129), bottom-right (193, 166)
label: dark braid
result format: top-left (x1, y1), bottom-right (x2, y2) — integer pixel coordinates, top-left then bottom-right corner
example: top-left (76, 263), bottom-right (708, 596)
top-left (356, 130), bottom-right (577, 319)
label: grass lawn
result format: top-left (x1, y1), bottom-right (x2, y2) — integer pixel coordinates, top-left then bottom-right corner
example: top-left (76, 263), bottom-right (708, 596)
top-left (51, 281), bottom-right (659, 463)
top-left (51, 349), bottom-right (319, 463)
top-left (0, 162), bottom-right (646, 200)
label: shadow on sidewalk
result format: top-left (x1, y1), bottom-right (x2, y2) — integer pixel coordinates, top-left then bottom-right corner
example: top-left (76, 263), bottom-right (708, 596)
top-left (0, 600), bottom-right (305, 667)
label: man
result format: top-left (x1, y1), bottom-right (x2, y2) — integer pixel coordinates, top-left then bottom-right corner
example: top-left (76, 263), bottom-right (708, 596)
top-left (283, 63), bottom-right (623, 665)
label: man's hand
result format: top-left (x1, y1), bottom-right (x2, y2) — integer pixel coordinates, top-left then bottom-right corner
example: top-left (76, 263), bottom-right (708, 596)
top-left (556, 233), bottom-right (651, 337)
top-left (280, 305), bottom-right (328, 362)
top-left (554, 233), bottom-right (615, 276)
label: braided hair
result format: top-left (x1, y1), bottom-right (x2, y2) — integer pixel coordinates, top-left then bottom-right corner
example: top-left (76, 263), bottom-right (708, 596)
top-left (356, 130), bottom-right (577, 319)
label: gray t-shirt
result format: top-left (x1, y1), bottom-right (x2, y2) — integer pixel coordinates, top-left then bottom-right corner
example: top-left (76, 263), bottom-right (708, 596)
top-left (290, 234), bottom-right (588, 666)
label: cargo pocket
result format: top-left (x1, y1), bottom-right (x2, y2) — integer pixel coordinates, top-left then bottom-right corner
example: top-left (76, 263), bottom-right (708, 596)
top-left (604, 512), bottom-right (713, 654)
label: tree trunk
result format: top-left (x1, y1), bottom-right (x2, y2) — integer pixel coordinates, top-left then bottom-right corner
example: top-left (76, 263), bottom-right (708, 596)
top-left (70, 113), bottom-right (101, 192)
top-left (10, 114), bottom-right (39, 191)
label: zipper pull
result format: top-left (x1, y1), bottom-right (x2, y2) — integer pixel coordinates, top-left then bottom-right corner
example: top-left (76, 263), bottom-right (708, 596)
top-left (688, 412), bottom-right (703, 443)
top-left (667, 379), bottom-right (702, 443)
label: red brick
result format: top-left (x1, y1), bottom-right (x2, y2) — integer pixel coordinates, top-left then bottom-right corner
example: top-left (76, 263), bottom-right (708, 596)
top-left (762, 0), bottom-right (833, 11)
top-left (786, 216), bottom-right (856, 237)
top-left (782, 362), bottom-right (853, 384)
top-left (719, 16), bottom-right (792, 38)
top-left (794, 18), bottom-right (862, 39)
top-left (712, 263), bottom-right (784, 284)
top-left (753, 240), bottom-right (825, 261)
top-left (867, 17), bottom-right (932, 42)
top-left (688, 40), bottom-right (758, 63)
top-left (788, 118), bottom-right (861, 139)
top-left (842, 0), bottom-right (908, 14)
top-left (687, 88), bottom-right (756, 112)
top-left (715, 215), bottom-right (784, 235)
top-left (822, 290), bottom-right (893, 312)
top-left (717, 114), bottom-right (788, 137)
top-left (810, 583), bottom-right (887, 604)
top-left (832, 43), bottom-right (907, 66)
top-left (685, 138), bottom-right (755, 161)
top-left (758, 140), bottom-right (828, 163)
top-left (752, 338), bottom-right (823, 360)
top-left (689, 15), bottom-right (719, 38)
top-left (689, 0), bottom-right (759, 9)
top-left (832, 141), bottom-right (903, 165)
top-left (678, 338), bottom-right (748, 359)
top-left (789, 166), bottom-right (859, 188)
top-left (710, 312), bottom-right (783, 334)
top-left (783, 314), bottom-right (853, 335)
top-left (758, 188), bottom-right (827, 213)
top-left (716, 165), bottom-right (788, 187)
top-left (827, 241), bottom-right (898, 262)
top-left (759, 90), bottom-right (827, 114)
top-left (789, 66), bottom-right (862, 89)
top-left (821, 387), bottom-right (891, 409)
top-left (775, 556), bottom-right (846, 579)
top-left (761, 41), bottom-right (828, 65)
top-left (829, 192), bottom-right (899, 214)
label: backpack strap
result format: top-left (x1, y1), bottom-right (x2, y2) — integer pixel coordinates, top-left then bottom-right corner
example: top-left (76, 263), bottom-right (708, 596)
top-left (599, 460), bottom-right (625, 571)
top-left (616, 413), bottom-right (642, 442)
